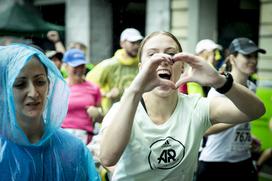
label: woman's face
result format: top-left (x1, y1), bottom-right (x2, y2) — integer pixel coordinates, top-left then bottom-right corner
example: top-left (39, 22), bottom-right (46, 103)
top-left (13, 57), bottom-right (49, 121)
top-left (141, 34), bottom-right (184, 84)
top-left (232, 52), bottom-right (257, 76)
top-left (67, 64), bottom-right (86, 79)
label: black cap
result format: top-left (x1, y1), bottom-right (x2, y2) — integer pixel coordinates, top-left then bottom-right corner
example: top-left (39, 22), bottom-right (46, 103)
top-left (229, 37), bottom-right (266, 55)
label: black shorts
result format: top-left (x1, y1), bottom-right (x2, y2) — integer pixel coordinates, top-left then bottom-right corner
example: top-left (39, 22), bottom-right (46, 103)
top-left (195, 158), bottom-right (258, 181)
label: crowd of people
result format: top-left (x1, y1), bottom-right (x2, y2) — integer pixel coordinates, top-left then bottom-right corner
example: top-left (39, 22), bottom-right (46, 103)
top-left (0, 27), bottom-right (271, 181)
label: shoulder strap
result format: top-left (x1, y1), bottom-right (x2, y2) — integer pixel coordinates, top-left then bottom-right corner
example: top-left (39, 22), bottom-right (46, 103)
top-left (140, 97), bottom-right (147, 113)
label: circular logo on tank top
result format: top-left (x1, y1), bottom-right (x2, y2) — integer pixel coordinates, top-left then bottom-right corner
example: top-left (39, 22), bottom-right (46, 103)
top-left (148, 136), bottom-right (185, 170)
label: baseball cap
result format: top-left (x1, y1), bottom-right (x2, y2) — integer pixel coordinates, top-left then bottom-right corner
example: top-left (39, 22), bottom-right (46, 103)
top-left (120, 28), bottom-right (143, 42)
top-left (195, 39), bottom-right (222, 54)
top-left (45, 50), bottom-right (63, 60)
top-left (63, 49), bottom-right (86, 67)
top-left (229, 37), bottom-right (266, 55)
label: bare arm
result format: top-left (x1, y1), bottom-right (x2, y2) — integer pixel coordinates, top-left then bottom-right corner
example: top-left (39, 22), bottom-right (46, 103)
top-left (99, 88), bottom-right (142, 166)
top-left (99, 54), bottom-right (175, 167)
top-left (47, 31), bottom-right (66, 53)
top-left (173, 53), bottom-right (265, 125)
top-left (210, 83), bottom-right (265, 124)
top-left (204, 123), bottom-right (234, 136)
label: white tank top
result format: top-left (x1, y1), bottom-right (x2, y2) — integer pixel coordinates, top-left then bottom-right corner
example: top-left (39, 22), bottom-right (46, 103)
top-left (199, 81), bottom-right (256, 162)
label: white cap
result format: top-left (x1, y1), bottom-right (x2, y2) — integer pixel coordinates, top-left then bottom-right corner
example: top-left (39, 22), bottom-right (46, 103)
top-left (120, 28), bottom-right (143, 42)
top-left (195, 39), bottom-right (222, 54)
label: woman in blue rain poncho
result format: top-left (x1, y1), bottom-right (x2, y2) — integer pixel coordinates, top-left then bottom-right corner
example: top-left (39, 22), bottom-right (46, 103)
top-left (0, 44), bottom-right (100, 181)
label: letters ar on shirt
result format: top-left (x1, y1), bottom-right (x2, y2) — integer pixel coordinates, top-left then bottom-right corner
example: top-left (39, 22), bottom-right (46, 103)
top-left (148, 136), bottom-right (185, 170)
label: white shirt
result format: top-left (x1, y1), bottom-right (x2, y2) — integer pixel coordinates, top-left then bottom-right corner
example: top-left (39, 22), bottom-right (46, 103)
top-left (101, 94), bottom-right (211, 181)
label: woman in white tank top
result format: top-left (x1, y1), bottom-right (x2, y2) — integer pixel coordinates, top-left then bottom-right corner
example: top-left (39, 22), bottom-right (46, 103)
top-left (196, 37), bottom-right (266, 181)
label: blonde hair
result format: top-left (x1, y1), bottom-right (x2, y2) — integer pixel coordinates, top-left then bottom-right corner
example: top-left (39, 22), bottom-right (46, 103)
top-left (137, 31), bottom-right (182, 62)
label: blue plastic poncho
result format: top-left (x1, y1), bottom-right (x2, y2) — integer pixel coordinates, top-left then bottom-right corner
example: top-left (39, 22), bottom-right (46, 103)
top-left (0, 44), bottom-right (100, 181)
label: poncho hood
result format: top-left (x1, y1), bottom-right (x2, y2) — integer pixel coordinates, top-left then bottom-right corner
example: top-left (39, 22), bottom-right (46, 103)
top-left (0, 44), bottom-right (69, 146)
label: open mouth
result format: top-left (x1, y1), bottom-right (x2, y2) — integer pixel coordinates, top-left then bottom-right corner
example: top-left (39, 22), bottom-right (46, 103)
top-left (26, 102), bottom-right (40, 106)
top-left (158, 70), bottom-right (171, 80)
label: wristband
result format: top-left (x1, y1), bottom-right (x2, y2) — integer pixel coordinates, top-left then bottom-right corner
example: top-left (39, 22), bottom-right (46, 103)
top-left (215, 72), bottom-right (233, 94)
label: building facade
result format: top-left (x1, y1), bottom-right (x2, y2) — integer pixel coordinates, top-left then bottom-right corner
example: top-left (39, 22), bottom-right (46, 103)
top-left (31, 0), bottom-right (272, 80)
